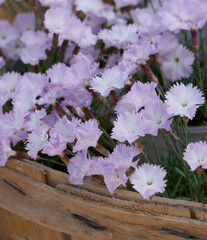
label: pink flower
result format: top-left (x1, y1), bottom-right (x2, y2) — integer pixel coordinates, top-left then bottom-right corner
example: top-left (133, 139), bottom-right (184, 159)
top-left (183, 141), bottom-right (207, 171)
top-left (73, 119), bottom-right (102, 152)
top-left (165, 83), bottom-right (205, 119)
top-left (111, 112), bottom-right (145, 144)
top-left (130, 163), bottom-right (167, 199)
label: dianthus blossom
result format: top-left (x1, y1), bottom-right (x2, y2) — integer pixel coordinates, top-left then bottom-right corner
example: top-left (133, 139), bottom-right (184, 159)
top-left (130, 163), bottom-right (167, 199)
top-left (183, 141), bottom-right (207, 171)
top-left (165, 83), bottom-right (205, 119)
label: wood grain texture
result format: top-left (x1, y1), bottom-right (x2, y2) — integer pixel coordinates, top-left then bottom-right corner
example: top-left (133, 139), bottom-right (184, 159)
top-left (0, 208), bottom-right (66, 240)
top-left (0, 158), bottom-right (207, 240)
top-left (0, 0), bottom-right (31, 21)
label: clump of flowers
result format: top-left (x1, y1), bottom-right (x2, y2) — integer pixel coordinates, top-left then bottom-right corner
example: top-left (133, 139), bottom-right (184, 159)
top-left (0, 0), bottom-right (207, 203)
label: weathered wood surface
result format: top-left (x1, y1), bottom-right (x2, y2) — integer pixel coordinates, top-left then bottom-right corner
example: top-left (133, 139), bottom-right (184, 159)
top-left (0, 158), bottom-right (207, 240)
top-left (0, 208), bottom-right (67, 240)
top-left (0, 0), bottom-right (31, 21)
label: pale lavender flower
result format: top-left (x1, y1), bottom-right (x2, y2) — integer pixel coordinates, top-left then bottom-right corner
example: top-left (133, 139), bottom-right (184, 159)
top-left (46, 63), bottom-right (70, 86)
top-left (39, 0), bottom-right (71, 7)
top-left (91, 66), bottom-right (128, 97)
top-left (165, 83), bottom-right (205, 119)
top-left (142, 99), bottom-right (172, 136)
top-left (0, 109), bottom-right (26, 138)
top-left (24, 109), bottom-right (47, 131)
top-left (111, 112), bottom-right (145, 144)
top-left (0, 72), bottom-right (21, 98)
top-left (62, 88), bottom-right (92, 109)
top-left (44, 6), bottom-right (72, 35)
top-left (0, 20), bottom-right (19, 49)
top-left (14, 73), bottom-right (48, 111)
top-left (115, 82), bottom-right (158, 114)
top-left (160, 45), bottom-right (194, 81)
top-left (2, 39), bottom-right (23, 60)
top-left (99, 144), bottom-right (140, 194)
top-left (14, 12), bottom-right (36, 34)
top-left (114, 0), bottom-right (143, 8)
top-left (20, 30), bottom-right (51, 65)
top-left (42, 132), bottom-right (67, 157)
top-left (75, 0), bottom-right (104, 15)
top-left (130, 163), bottom-right (167, 199)
top-left (131, 7), bottom-right (166, 35)
top-left (0, 57), bottom-right (5, 69)
top-left (0, 108), bottom-right (28, 146)
top-left (98, 24), bottom-right (139, 48)
top-left (42, 112), bottom-right (59, 128)
top-left (50, 116), bottom-right (80, 143)
top-left (183, 141), bottom-right (207, 171)
top-left (68, 151), bottom-right (102, 185)
top-left (123, 41), bottom-right (157, 64)
top-left (0, 137), bottom-right (15, 167)
top-left (158, 0), bottom-right (207, 32)
top-left (0, 0), bottom-right (5, 5)
top-left (73, 119), bottom-right (102, 152)
top-left (26, 124), bottom-right (49, 159)
top-left (79, 26), bottom-right (97, 48)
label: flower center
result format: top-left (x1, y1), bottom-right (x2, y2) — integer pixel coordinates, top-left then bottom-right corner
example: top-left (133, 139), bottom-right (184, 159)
top-left (175, 57), bottom-right (180, 63)
top-left (182, 103), bottom-right (187, 107)
top-left (147, 181), bottom-right (152, 185)
top-left (157, 120), bottom-right (162, 125)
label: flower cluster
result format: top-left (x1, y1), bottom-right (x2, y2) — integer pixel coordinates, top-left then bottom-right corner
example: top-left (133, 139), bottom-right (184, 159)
top-left (0, 0), bottom-right (207, 201)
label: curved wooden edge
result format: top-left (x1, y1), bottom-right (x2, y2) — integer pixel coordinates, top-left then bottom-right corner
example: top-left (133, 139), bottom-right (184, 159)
top-left (1, 165), bottom-right (207, 240)
top-left (5, 157), bottom-right (207, 222)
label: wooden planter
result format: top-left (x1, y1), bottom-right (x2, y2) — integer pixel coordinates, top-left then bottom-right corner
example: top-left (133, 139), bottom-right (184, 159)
top-left (0, 158), bottom-right (207, 240)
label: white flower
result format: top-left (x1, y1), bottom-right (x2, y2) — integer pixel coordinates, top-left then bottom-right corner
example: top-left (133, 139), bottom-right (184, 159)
top-left (165, 83), bottom-right (205, 119)
top-left (130, 163), bottom-right (167, 199)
